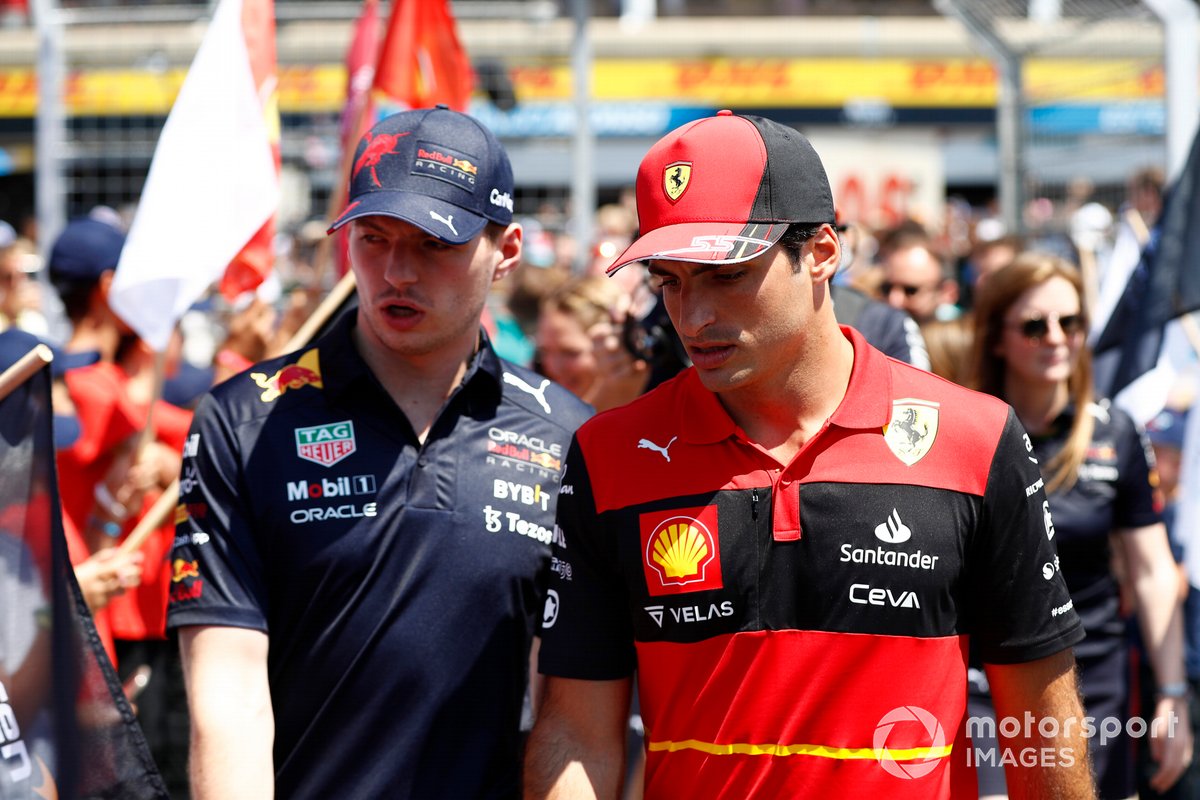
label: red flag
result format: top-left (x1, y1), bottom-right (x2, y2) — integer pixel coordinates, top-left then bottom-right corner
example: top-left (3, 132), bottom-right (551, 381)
top-left (373, 0), bottom-right (473, 111)
top-left (342, 0), bottom-right (381, 151)
top-left (219, 0), bottom-right (281, 300)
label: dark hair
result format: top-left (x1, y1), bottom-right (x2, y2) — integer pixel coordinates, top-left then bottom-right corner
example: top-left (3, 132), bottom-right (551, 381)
top-left (777, 223), bottom-right (825, 270)
top-left (878, 221), bottom-right (953, 281)
top-left (484, 221), bottom-right (508, 243)
top-left (53, 277), bottom-right (96, 323)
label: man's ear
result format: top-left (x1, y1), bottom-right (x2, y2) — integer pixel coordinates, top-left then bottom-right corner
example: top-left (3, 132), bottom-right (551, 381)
top-left (806, 224), bottom-right (842, 285)
top-left (493, 223), bottom-right (523, 283)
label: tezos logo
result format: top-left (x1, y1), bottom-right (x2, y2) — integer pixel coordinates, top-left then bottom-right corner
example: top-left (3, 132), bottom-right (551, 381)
top-left (873, 705), bottom-right (948, 780)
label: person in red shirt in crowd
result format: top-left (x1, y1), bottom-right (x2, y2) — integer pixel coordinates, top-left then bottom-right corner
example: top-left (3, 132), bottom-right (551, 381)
top-left (0, 327), bottom-right (145, 626)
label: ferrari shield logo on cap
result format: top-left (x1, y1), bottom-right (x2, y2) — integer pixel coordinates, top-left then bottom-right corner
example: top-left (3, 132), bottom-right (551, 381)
top-left (663, 162), bottom-right (691, 203)
top-left (883, 399), bottom-right (940, 466)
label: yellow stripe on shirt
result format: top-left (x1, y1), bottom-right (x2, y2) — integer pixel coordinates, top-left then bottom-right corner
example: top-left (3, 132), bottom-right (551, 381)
top-left (647, 739), bottom-right (953, 761)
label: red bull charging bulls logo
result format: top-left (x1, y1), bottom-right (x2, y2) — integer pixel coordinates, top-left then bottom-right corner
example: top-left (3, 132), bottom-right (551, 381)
top-left (252, 349), bottom-right (323, 402)
top-left (353, 131), bottom-right (411, 187)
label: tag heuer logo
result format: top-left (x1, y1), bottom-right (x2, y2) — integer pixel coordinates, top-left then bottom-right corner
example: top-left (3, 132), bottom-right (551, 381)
top-left (663, 162), bottom-right (691, 202)
top-left (883, 399), bottom-right (939, 466)
top-left (295, 421), bottom-right (356, 467)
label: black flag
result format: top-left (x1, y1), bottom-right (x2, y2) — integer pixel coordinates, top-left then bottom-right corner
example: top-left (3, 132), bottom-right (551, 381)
top-left (0, 354), bottom-right (168, 800)
top-left (1093, 129), bottom-right (1200, 399)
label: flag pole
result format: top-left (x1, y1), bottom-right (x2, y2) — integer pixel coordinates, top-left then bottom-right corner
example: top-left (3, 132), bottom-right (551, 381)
top-left (118, 271), bottom-right (357, 555)
top-left (0, 344), bottom-right (53, 402)
top-left (313, 96), bottom-right (373, 289)
top-left (132, 348), bottom-right (167, 461)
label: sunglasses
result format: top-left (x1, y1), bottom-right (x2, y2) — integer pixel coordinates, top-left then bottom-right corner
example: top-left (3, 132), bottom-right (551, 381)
top-left (1009, 313), bottom-right (1086, 341)
top-left (880, 281), bottom-right (931, 298)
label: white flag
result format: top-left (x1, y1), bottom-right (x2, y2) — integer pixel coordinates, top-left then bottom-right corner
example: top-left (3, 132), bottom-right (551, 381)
top-left (110, 0), bottom-right (278, 352)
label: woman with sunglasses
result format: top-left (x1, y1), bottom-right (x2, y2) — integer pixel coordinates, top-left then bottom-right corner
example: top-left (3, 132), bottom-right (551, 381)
top-left (969, 252), bottom-right (1192, 798)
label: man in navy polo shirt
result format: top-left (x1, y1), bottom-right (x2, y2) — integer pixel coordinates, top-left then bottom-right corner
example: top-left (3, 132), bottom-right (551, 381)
top-left (168, 107), bottom-right (591, 799)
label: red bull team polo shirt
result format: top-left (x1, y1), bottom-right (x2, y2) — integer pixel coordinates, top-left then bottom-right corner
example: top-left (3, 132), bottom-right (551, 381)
top-left (167, 310), bottom-right (592, 799)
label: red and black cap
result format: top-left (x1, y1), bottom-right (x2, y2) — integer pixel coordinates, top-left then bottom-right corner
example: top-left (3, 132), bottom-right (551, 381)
top-left (328, 106), bottom-right (515, 244)
top-left (607, 110), bottom-right (835, 274)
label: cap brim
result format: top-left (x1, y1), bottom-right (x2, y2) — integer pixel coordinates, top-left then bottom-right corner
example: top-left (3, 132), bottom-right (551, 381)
top-left (327, 192), bottom-right (487, 245)
top-left (52, 348), bottom-right (100, 376)
top-left (606, 221), bottom-right (787, 275)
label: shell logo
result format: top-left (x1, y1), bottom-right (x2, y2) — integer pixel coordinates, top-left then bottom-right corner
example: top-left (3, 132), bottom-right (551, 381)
top-left (640, 506), bottom-right (723, 597)
top-left (651, 522), bottom-right (709, 578)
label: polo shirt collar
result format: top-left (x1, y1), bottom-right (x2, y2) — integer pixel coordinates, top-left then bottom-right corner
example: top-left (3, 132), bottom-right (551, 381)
top-left (313, 308), bottom-right (504, 409)
top-left (828, 325), bottom-right (893, 431)
top-left (679, 325), bottom-right (893, 445)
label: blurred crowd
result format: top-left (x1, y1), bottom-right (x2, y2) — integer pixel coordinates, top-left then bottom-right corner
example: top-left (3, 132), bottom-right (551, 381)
top-left (2, 158), bottom-right (1198, 798)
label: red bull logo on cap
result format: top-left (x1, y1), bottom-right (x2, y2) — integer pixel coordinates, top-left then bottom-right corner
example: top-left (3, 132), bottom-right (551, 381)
top-left (295, 420), bottom-right (357, 467)
top-left (251, 349), bottom-right (323, 403)
top-left (353, 130), bottom-right (411, 188)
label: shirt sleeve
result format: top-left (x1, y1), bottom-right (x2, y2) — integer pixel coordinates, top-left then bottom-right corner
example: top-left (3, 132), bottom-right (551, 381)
top-left (968, 407), bottom-right (1085, 664)
top-left (1112, 407), bottom-right (1162, 531)
top-left (537, 437), bottom-right (637, 680)
top-left (166, 393), bottom-right (268, 632)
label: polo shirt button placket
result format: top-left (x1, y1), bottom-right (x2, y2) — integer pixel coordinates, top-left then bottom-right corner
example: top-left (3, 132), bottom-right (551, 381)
top-left (772, 473), bottom-right (802, 542)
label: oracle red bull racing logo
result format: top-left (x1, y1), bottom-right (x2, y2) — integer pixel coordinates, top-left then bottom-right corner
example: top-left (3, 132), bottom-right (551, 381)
top-left (251, 349), bottom-right (323, 402)
top-left (295, 420), bottom-right (357, 467)
top-left (414, 142), bottom-right (480, 190)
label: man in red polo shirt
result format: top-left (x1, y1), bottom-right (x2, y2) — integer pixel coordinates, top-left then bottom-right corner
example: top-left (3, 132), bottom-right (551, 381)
top-left (527, 111), bottom-right (1093, 799)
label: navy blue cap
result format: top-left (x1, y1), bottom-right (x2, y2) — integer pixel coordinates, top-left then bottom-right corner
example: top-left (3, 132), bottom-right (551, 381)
top-left (0, 329), bottom-right (99, 449)
top-left (47, 217), bottom-right (126, 284)
top-left (327, 106), bottom-right (515, 244)
top-left (1147, 407), bottom-right (1189, 450)
top-left (0, 328), bottom-right (99, 379)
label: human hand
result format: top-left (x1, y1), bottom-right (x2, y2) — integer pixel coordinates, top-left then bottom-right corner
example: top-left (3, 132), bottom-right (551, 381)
top-left (584, 304), bottom-right (649, 413)
top-left (1148, 695), bottom-right (1193, 792)
top-left (99, 440), bottom-right (158, 519)
top-left (75, 547), bottom-right (144, 612)
top-left (139, 440), bottom-right (182, 490)
top-left (219, 297), bottom-right (278, 374)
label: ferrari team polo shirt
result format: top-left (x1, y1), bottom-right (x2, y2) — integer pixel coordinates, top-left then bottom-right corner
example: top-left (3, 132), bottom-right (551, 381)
top-left (166, 311), bottom-right (592, 799)
top-left (539, 325), bottom-right (1084, 799)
